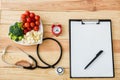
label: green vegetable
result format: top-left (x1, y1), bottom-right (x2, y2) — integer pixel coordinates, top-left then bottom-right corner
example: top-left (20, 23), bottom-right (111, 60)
top-left (11, 35), bottom-right (19, 41)
top-left (15, 22), bottom-right (23, 29)
top-left (18, 36), bottom-right (23, 41)
top-left (9, 22), bottom-right (24, 41)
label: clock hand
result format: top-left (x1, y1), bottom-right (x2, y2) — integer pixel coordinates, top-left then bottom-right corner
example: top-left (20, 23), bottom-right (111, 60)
top-left (84, 50), bottom-right (103, 70)
top-left (56, 29), bottom-right (59, 32)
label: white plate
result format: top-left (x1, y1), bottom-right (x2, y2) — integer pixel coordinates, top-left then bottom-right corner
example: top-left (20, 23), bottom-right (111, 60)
top-left (13, 20), bottom-right (43, 46)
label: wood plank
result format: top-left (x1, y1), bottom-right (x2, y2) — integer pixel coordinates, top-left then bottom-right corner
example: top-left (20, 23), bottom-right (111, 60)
top-left (0, 68), bottom-right (69, 80)
top-left (0, 37), bottom-right (119, 53)
top-left (0, 10), bottom-right (1, 25)
top-left (0, 23), bottom-right (119, 40)
top-left (0, 51), bottom-right (69, 68)
top-left (1, 11), bottom-right (120, 25)
top-left (0, 51), bottom-right (120, 68)
top-left (0, 24), bottom-right (68, 39)
top-left (0, 68), bottom-right (120, 80)
top-left (0, 43), bottom-right (119, 67)
top-left (0, 11), bottom-right (120, 40)
top-left (0, 0), bottom-right (1, 10)
top-left (0, 24), bottom-right (119, 53)
top-left (1, 0), bottom-right (120, 11)
top-left (0, 0), bottom-right (1, 23)
top-left (0, 38), bottom-right (69, 52)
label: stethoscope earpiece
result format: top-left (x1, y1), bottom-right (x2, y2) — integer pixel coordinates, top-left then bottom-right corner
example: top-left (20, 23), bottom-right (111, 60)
top-left (2, 38), bottom-right (64, 75)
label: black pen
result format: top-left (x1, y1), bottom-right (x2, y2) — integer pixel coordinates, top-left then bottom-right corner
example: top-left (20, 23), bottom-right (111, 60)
top-left (84, 50), bottom-right (103, 70)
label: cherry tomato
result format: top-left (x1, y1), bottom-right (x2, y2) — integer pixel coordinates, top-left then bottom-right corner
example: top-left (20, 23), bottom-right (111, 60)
top-left (21, 11), bottom-right (41, 32)
top-left (24, 29), bottom-right (28, 34)
top-left (26, 17), bottom-right (31, 23)
top-left (34, 26), bottom-right (39, 31)
top-left (22, 24), bottom-right (26, 28)
top-left (30, 13), bottom-right (35, 18)
top-left (24, 22), bottom-right (30, 28)
top-left (21, 14), bottom-right (26, 18)
top-left (30, 22), bottom-right (35, 27)
top-left (27, 27), bottom-right (32, 31)
top-left (21, 14), bottom-right (26, 22)
top-left (21, 18), bottom-right (26, 22)
top-left (35, 21), bottom-right (40, 26)
top-left (31, 18), bottom-right (35, 22)
top-left (35, 15), bottom-right (40, 21)
top-left (25, 10), bottom-right (30, 17)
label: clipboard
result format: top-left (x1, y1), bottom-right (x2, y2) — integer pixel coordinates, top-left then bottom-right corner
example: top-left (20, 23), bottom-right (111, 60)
top-left (69, 19), bottom-right (114, 78)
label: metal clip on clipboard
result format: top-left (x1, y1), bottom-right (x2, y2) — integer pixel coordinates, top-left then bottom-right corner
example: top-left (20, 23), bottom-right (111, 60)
top-left (81, 19), bottom-right (100, 24)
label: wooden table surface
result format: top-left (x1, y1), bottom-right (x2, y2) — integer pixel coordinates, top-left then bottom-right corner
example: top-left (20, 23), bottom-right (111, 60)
top-left (0, 0), bottom-right (120, 80)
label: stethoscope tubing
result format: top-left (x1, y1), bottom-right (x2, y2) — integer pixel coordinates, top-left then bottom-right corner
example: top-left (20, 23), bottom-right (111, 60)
top-left (2, 38), bottom-right (63, 70)
top-left (36, 38), bottom-right (63, 69)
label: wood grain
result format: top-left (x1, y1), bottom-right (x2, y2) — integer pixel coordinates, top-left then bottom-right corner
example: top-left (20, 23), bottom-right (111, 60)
top-left (0, 68), bottom-right (120, 80)
top-left (0, 0), bottom-right (1, 10)
top-left (1, 0), bottom-right (120, 11)
top-left (0, 0), bottom-right (120, 80)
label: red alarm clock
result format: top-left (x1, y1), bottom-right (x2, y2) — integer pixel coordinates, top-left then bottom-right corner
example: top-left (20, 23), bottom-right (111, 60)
top-left (52, 24), bottom-right (62, 37)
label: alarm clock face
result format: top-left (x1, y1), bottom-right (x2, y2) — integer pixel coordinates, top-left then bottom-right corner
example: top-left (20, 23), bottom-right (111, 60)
top-left (53, 26), bottom-right (61, 34)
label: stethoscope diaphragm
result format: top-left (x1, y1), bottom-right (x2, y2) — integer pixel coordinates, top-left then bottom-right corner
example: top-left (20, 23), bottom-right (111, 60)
top-left (55, 67), bottom-right (64, 75)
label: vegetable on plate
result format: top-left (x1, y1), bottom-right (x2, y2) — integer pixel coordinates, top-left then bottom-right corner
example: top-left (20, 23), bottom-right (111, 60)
top-left (9, 22), bottom-right (24, 41)
top-left (8, 10), bottom-right (43, 45)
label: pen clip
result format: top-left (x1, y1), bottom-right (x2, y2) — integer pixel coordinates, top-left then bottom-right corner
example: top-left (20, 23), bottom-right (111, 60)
top-left (96, 50), bottom-right (103, 57)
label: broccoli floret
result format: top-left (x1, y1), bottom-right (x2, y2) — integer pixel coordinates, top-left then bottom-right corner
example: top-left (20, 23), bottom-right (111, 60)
top-left (9, 25), bottom-right (23, 36)
top-left (9, 25), bottom-right (14, 33)
top-left (11, 35), bottom-right (19, 41)
top-left (15, 22), bottom-right (23, 29)
top-left (18, 36), bottom-right (23, 41)
top-left (9, 22), bottom-right (24, 41)
top-left (8, 33), bottom-right (13, 38)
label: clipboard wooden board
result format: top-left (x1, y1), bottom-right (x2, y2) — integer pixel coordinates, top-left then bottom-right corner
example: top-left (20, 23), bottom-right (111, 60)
top-left (69, 19), bottom-right (114, 78)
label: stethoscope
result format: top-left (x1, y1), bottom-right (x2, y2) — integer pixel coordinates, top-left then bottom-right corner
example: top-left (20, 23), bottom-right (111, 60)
top-left (2, 38), bottom-right (64, 75)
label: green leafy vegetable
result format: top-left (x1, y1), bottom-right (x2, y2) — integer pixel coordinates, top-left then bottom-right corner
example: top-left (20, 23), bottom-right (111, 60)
top-left (9, 22), bottom-right (24, 41)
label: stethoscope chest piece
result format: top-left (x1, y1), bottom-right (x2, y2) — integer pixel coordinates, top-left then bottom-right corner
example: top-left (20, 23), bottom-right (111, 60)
top-left (55, 67), bottom-right (64, 75)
